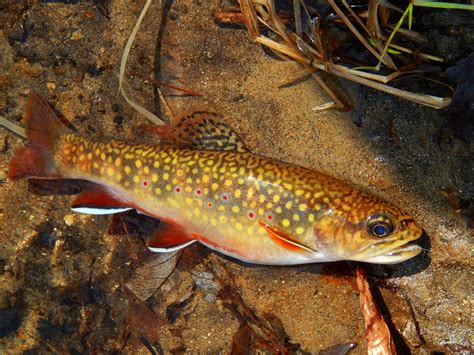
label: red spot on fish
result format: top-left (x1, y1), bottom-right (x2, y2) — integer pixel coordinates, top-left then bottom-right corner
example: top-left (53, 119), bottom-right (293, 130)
top-left (143, 181), bottom-right (149, 187)
top-left (207, 202), bottom-right (213, 208)
top-left (196, 189), bottom-right (202, 195)
top-left (175, 186), bottom-right (181, 193)
top-left (267, 214), bottom-right (273, 221)
top-left (222, 193), bottom-right (228, 201)
top-left (248, 212), bottom-right (255, 219)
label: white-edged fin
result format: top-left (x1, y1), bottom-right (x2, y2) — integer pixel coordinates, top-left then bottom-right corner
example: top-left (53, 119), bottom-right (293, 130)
top-left (148, 240), bottom-right (196, 253)
top-left (72, 207), bottom-right (133, 215)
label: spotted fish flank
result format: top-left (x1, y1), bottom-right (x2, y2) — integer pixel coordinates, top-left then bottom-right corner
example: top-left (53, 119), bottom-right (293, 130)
top-left (8, 92), bottom-right (424, 265)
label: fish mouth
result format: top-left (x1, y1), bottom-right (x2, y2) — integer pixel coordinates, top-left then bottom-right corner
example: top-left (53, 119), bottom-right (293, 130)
top-left (358, 242), bottom-right (422, 264)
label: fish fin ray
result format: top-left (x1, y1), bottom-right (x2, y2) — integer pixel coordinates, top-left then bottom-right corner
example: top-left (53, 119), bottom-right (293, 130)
top-left (259, 222), bottom-right (316, 253)
top-left (8, 92), bottom-right (63, 180)
top-left (141, 111), bottom-right (249, 153)
top-left (71, 184), bottom-right (133, 214)
top-left (147, 222), bottom-right (196, 252)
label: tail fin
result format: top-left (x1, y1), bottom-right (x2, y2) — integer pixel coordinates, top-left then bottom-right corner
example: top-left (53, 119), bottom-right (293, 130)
top-left (8, 92), bottom-right (62, 180)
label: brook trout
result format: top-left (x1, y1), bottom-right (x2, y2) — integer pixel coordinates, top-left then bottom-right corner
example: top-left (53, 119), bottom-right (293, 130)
top-left (9, 93), bottom-right (423, 264)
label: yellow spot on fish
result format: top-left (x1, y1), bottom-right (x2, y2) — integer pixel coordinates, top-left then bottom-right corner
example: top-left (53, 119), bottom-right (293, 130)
top-left (296, 227), bottom-right (305, 235)
top-left (323, 197), bottom-right (330, 204)
top-left (144, 166), bottom-right (150, 174)
top-left (315, 204), bottom-right (321, 211)
top-left (299, 204), bottom-right (307, 212)
top-left (163, 173), bottom-right (169, 180)
top-left (314, 191), bottom-right (324, 198)
top-left (186, 177), bottom-right (193, 184)
top-left (93, 162), bottom-right (99, 169)
top-left (259, 195), bottom-right (265, 203)
top-left (218, 205), bottom-right (226, 212)
top-left (273, 195), bottom-right (281, 203)
top-left (293, 214), bottom-right (300, 222)
top-left (101, 153), bottom-right (106, 161)
top-left (133, 175), bottom-right (140, 183)
top-left (285, 201), bottom-right (293, 209)
top-left (211, 183), bottom-right (218, 191)
top-left (177, 169), bottom-right (184, 176)
top-left (87, 153), bottom-right (92, 159)
top-left (107, 167), bottom-right (114, 177)
top-left (235, 222), bottom-right (243, 231)
top-left (152, 174), bottom-right (158, 183)
top-left (203, 175), bottom-right (210, 183)
top-left (165, 184), bottom-right (171, 191)
top-left (116, 173), bottom-right (122, 182)
top-left (239, 167), bottom-right (245, 175)
top-left (164, 157), bottom-right (171, 163)
top-left (224, 179), bottom-right (232, 187)
top-left (295, 189), bottom-right (304, 196)
top-left (186, 197), bottom-right (193, 205)
top-left (275, 206), bottom-right (282, 213)
top-left (124, 166), bottom-right (131, 174)
top-left (155, 187), bottom-right (162, 195)
top-left (194, 208), bottom-right (200, 217)
top-left (185, 186), bottom-right (192, 193)
top-left (257, 226), bottom-right (266, 235)
top-left (115, 158), bottom-right (122, 167)
top-left (282, 219), bottom-right (290, 227)
top-left (192, 168), bottom-right (198, 174)
top-left (172, 178), bottom-right (178, 185)
top-left (258, 208), bottom-right (265, 216)
top-left (79, 154), bottom-right (85, 161)
top-left (95, 148), bottom-right (101, 156)
top-left (124, 181), bottom-right (130, 187)
top-left (232, 206), bottom-right (240, 213)
top-left (153, 161), bottom-right (160, 168)
top-left (210, 218), bottom-right (217, 226)
top-left (234, 189), bottom-right (242, 198)
top-left (266, 202), bottom-right (273, 209)
top-left (219, 166), bottom-right (226, 173)
top-left (220, 216), bottom-right (227, 223)
top-left (237, 178), bottom-right (245, 185)
top-left (308, 214), bottom-right (314, 222)
top-left (342, 205), bottom-right (351, 211)
top-left (135, 160), bottom-right (142, 168)
top-left (99, 167), bottom-right (105, 175)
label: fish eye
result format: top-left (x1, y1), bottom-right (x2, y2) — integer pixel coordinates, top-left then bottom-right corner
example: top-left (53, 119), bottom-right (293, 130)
top-left (367, 214), bottom-right (394, 237)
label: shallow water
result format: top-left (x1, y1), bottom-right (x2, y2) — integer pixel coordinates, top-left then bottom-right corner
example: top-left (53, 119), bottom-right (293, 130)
top-left (0, 0), bottom-right (473, 353)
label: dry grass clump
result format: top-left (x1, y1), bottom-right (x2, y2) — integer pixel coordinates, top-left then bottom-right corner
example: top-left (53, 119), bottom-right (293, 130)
top-left (239, 0), bottom-right (454, 110)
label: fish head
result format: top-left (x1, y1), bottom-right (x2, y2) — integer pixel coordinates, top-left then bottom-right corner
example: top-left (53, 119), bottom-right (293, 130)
top-left (313, 198), bottom-right (424, 264)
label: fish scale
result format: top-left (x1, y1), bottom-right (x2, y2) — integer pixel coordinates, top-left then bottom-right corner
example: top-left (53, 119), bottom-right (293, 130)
top-left (8, 92), bottom-right (424, 265)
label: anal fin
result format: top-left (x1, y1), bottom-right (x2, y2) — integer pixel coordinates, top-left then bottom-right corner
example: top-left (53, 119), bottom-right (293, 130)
top-left (147, 222), bottom-right (196, 253)
top-left (71, 184), bottom-right (133, 215)
top-left (259, 222), bottom-right (316, 253)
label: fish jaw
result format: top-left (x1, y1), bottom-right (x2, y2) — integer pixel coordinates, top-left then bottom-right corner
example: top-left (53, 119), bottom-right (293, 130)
top-left (357, 243), bottom-right (422, 264)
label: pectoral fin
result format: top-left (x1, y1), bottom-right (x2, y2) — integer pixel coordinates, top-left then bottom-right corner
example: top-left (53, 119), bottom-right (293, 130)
top-left (259, 222), bottom-right (316, 253)
top-left (147, 222), bottom-right (196, 252)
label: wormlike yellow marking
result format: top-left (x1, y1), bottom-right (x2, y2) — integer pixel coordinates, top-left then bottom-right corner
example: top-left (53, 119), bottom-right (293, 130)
top-left (124, 166), bottom-right (131, 174)
top-left (299, 204), bottom-right (307, 212)
top-left (232, 206), bottom-right (240, 213)
top-left (165, 184), bottom-right (172, 191)
top-left (185, 197), bottom-right (193, 205)
top-left (224, 179), bottom-right (232, 187)
top-left (296, 227), bottom-right (305, 235)
top-left (220, 216), bottom-right (227, 223)
top-left (115, 158), bottom-right (122, 167)
top-left (133, 175), bottom-right (140, 183)
top-left (107, 167), bottom-right (114, 177)
top-left (211, 183), bottom-right (218, 191)
top-left (282, 219), bottom-right (290, 227)
top-left (285, 201), bottom-right (293, 209)
top-left (144, 166), bottom-right (150, 174)
top-left (235, 222), bottom-right (243, 231)
top-left (163, 173), bottom-right (169, 180)
top-left (152, 174), bottom-right (158, 183)
top-left (155, 187), bottom-right (162, 195)
top-left (308, 214), bottom-right (315, 222)
top-left (293, 214), bottom-right (300, 222)
top-left (153, 161), bottom-right (160, 168)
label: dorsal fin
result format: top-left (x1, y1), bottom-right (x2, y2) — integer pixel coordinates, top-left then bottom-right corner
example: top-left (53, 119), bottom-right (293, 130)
top-left (141, 112), bottom-right (249, 153)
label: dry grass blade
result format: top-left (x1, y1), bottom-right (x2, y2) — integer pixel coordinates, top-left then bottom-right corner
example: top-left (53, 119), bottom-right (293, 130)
top-left (240, 0), bottom-right (260, 38)
top-left (0, 116), bottom-right (26, 138)
top-left (311, 73), bottom-right (349, 110)
top-left (328, 0), bottom-right (396, 69)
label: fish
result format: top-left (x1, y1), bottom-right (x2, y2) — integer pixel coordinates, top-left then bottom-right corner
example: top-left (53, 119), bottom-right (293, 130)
top-left (8, 92), bottom-right (424, 265)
